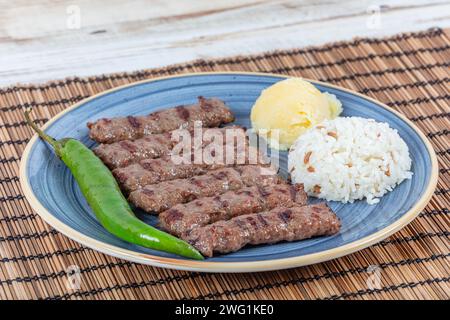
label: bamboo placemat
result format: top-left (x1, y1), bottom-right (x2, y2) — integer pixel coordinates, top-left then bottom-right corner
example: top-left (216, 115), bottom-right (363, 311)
top-left (0, 28), bottom-right (449, 300)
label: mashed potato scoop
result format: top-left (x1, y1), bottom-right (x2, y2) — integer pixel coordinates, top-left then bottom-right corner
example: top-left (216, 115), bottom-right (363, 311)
top-left (251, 78), bottom-right (342, 150)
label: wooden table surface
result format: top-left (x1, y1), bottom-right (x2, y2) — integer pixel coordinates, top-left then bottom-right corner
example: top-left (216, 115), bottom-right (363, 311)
top-left (1, 0), bottom-right (449, 86)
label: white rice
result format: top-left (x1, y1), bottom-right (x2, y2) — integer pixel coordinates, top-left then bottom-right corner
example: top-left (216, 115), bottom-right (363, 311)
top-left (288, 117), bottom-right (413, 204)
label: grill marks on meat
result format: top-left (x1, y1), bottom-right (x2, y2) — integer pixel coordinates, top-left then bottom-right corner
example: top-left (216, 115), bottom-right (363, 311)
top-left (94, 133), bottom-right (173, 169)
top-left (94, 126), bottom-right (246, 169)
top-left (159, 184), bottom-right (307, 237)
top-left (127, 116), bottom-right (141, 129)
top-left (176, 106), bottom-right (190, 121)
top-left (114, 158), bottom-right (210, 193)
top-left (128, 166), bottom-right (280, 213)
top-left (113, 145), bottom-right (269, 192)
top-left (87, 97), bottom-right (235, 143)
top-left (183, 203), bottom-right (341, 257)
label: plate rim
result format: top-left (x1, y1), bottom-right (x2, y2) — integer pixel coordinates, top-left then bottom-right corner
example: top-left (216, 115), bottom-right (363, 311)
top-left (19, 71), bottom-right (439, 273)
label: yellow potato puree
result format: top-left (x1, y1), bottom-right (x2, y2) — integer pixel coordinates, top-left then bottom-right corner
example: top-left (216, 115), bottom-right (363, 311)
top-left (250, 78), bottom-right (342, 150)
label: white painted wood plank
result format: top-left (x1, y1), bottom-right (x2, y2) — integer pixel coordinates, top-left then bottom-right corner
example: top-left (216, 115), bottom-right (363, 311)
top-left (0, 0), bottom-right (448, 86)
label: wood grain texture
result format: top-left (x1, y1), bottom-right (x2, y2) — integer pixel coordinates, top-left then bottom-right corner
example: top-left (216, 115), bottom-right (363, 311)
top-left (0, 0), bottom-right (449, 86)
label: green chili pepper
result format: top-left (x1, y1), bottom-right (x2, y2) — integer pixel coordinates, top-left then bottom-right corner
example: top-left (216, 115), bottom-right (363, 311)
top-left (25, 109), bottom-right (203, 260)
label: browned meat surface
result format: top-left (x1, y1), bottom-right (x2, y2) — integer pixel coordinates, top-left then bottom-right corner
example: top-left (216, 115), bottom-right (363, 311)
top-left (87, 97), bottom-right (235, 143)
top-left (114, 158), bottom-right (211, 193)
top-left (183, 203), bottom-right (340, 257)
top-left (94, 125), bottom-right (246, 169)
top-left (159, 184), bottom-right (307, 236)
top-left (94, 132), bottom-right (173, 168)
top-left (128, 166), bottom-right (281, 213)
top-left (113, 145), bottom-right (268, 192)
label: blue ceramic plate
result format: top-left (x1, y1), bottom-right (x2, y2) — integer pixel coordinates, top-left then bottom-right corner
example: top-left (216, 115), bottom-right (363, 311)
top-left (20, 72), bottom-right (438, 272)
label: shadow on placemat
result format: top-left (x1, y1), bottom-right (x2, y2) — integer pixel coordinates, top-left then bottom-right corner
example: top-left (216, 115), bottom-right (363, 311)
top-left (0, 27), bottom-right (449, 300)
